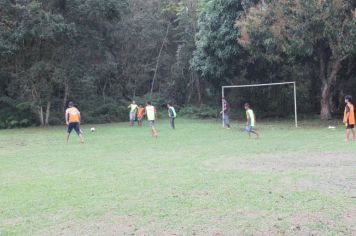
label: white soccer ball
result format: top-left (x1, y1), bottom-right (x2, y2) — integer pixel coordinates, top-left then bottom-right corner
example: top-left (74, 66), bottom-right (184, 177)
top-left (90, 127), bottom-right (96, 132)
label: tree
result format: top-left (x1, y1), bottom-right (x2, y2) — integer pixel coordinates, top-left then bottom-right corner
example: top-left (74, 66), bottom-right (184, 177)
top-left (1, 1), bottom-right (74, 125)
top-left (191, 0), bottom-right (252, 89)
top-left (237, 0), bottom-right (356, 119)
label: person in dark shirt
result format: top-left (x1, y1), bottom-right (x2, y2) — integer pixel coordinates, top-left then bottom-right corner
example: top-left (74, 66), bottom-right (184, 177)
top-left (220, 97), bottom-right (231, 129)
top-left (167, 104), bottom-right (177, 129)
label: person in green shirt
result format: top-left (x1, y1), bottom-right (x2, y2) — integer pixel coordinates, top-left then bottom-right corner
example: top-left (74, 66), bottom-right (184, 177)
top-left (128, 100), bottom-right (138, 126)
top-left (245, 103), bottom-right (259, 139)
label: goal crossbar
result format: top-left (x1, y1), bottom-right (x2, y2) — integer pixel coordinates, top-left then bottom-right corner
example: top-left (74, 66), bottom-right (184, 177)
top-left (222, 81), bottom-right (298, 127)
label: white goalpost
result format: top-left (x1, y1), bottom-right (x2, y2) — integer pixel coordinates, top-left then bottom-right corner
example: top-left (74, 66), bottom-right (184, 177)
top-left (222, 81), bottom-right (298, 128)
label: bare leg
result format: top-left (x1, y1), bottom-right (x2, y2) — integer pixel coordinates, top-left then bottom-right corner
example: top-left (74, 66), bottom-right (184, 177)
top-left (152, 127), bottom-right (158, 137)
top-left (79, 133), bottom-right (84, 143)
top-left (346, 129), bottom-right (350, 142)
top-left (251, 130), bottom-right (259, 139)
top-left (352, 128), bottom-right (356, 140)
top-left (66, 133), bottom-right (70, 143)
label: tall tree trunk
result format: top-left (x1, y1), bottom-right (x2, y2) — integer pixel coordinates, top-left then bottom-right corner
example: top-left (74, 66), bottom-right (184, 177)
top-left (195, 74), bottom-right (202, 105)
top-left (102, 80), bottom-right (108, 104)
top-left (186, 74), bottom-right (194, 104)
top-left (62, 79), bottom-right (69, 112)
top-left (320, 55), bottom-right (343, 120)
top-left (45, 101), bottom-right (51, 126)
top-left (38, 106), bottom-right (44, 126)
top-left (150, 23), bottom-right (170, 99)
top-left (320, 82), bottom-right (333, 119)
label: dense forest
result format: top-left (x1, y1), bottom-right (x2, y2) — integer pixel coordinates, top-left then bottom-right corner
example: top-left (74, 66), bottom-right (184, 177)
top-left (1, 0), bottom-right (356, 128)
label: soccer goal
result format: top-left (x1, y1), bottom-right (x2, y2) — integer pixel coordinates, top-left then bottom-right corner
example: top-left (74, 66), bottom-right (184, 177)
top-left (222, 81), bottom-right (298, 127)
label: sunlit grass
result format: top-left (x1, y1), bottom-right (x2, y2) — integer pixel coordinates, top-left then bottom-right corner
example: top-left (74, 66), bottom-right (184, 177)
top-left (0, 119), bottom-right (355, 235)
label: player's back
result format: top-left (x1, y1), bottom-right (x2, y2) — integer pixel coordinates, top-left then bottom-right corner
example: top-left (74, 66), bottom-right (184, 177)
top-left (247, 109), bottom-right (255, 126)
top-left (137, 107), bottom-right (145, 118)
top-left (146, 105), bottom-right (155, 121)
top-left (66, 107), bottom-right (80, 123)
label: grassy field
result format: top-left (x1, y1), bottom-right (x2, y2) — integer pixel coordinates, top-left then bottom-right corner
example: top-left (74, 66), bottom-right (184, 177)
top-left (0, 119), bottom-right (356, 235)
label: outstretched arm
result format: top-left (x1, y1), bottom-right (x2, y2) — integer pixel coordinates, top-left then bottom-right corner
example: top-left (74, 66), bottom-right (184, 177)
top-left (65, 112), bottom-right (69, 125)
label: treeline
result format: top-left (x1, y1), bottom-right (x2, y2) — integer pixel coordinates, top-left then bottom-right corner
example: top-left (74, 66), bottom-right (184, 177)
top-left (1, 0), bottom-right (356, 128)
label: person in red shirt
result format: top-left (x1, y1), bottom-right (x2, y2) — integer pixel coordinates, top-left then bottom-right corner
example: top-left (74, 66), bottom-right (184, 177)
top-left (137, 105), bottom-right (145, 126)
top-left (343, 95), bottom-right (355, 142)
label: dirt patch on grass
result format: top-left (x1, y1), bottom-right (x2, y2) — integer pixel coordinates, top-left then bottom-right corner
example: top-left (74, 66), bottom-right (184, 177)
top-left (33, 211), bottom-right (267, 236)
top-left (34, 214), bottom-right (141, 236)
top-left (205, 152), bottom-right (355, 172)
top-left (343, 209), bottom-right (356, 233)
top-left (284, 210), bottom-right (356, 236)
top-left (32, 209), bottom-right (356, 236)
top-left (3, 217), bottom-right (23, 226)
top-left (204, 152), bottom-right (356, 196)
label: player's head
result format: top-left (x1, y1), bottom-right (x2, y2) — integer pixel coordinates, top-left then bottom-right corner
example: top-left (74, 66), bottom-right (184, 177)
top-left (345, 95), bottom-right (352, 104)
top-left (147, 101), bottom-right (152, 106)
top-left (244, 103), bottom-right (250, 110)
top-left (132, 100), bottom-right (136, 104)
top-left (68, 101), bottom-right (74, 108)
top-left (167, 103), bottom-right (171, 108)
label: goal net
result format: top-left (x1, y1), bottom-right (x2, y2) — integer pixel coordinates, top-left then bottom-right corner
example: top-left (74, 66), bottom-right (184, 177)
top-left (221, 82), bottom-right (298, 127)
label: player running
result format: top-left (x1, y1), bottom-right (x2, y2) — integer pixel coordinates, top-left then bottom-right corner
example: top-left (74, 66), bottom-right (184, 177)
top-left (343, 95), bottom-right (355, 142)
top-left (65, 101), bottom-right (84, 143)
top-left (137, 104), bottom-right (145, 126)
top-left (220, 97), bottom-right (231, 129)
top-left (128, 100), bottom-right (138, 126)
top-left (145, 101), bottom-right (158, 137)
top-left (244, 103), bottom-right (259, 139)
top-left (167, 104), bottom-right (177, 129)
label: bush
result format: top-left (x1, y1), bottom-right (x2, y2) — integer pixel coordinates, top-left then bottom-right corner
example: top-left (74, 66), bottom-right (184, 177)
top-left (132, 93), bottom-right (168, 108)
top-left (0, 97), bottom-right (37, 129)
top-left (179, 105), bottom-right (218, 119)
top-left (83, 103), bottom-right (128, 124)
top-left (48, 116), bottom-right (63, 126)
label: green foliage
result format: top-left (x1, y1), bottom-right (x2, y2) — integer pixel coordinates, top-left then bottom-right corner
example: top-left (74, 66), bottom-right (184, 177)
top-left (2, 0), bottom-right (356, 127)
top-left (191, 0), bottom-right (247, 86)
top-left (179, 104), bottom-right (218, 119)
top-left (237, 0), bottom-right (356, 119)
top-left (0, 97), bottom-right (36, 129)
top-left (88, 103), bottom-right (127, 123)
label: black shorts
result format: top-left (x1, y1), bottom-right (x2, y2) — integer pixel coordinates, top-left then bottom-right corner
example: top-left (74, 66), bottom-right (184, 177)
top-left (346, 124), bottom-right (355, 129)
top-left (149, 120), bottom-right (155, 127)
top-left (68, 122), bottom-right (81, 135)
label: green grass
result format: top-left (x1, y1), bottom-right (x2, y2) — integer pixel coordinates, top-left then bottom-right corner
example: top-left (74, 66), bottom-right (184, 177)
top-left (0, 119), bottom-right (355, 235)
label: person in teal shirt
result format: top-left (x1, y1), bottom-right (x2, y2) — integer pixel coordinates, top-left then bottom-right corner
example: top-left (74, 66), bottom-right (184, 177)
top-left (128, 100), bottom-right (138, 126)
top-left (167, 104), bottom-right (176, 129)
top-left (245, 103), bottom-right (259, 139)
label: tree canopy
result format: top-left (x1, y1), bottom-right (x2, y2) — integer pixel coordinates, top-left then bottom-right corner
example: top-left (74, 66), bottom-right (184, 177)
top-left (1, 0), bottom-right (356, 128)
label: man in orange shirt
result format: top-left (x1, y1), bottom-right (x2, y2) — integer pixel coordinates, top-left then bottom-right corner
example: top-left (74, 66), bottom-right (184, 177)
top-left (343, 95), bottom-right (355, 142)
top-left (65, 101), bottom-right (84, 143)
top-left (137, 104), bottom-right (145, 126)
